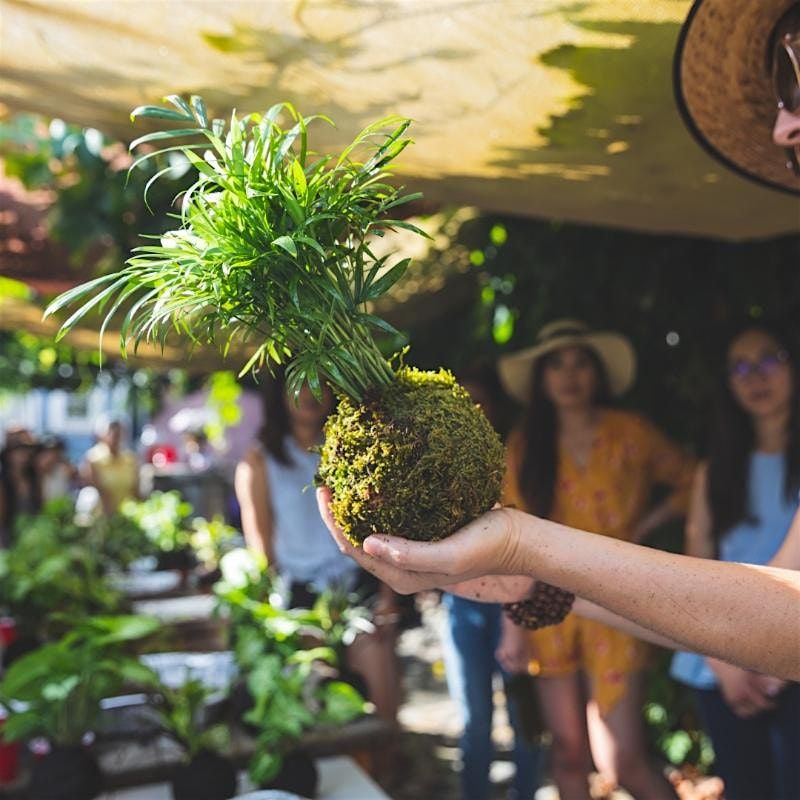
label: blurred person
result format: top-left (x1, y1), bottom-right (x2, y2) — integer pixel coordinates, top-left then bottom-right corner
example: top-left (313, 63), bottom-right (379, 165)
top-left (182, 428), bottom-right (218, 472)
top-left (495, 319), bottom-right (696, 800)
top-left (235, 371), bottom-right (401, 722)
top-left (0, 437), bottom-right (41, 546)
top-left (81, 416), bottom-right (139, 514)
top-left (671, 321), bottom-right (799, 800)
top-left (36, 435), bottom-right (77, 504)
top-left (441, 363), bottom-right (540, 800)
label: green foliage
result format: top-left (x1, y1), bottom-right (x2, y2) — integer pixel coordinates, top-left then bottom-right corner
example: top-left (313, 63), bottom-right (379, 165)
top-left (244, 653), bottom-right (364, 785)
top-left (0, 329), bottom-right (102, 396)
top-left (0, 615), bottom-right (161, 745)
top-left (213, 549), bottom-right (366, 785)
top-left (644, 652), bottom-right (714, 770)
top-left (119, 490), bottom-right (193, 553)
top-left (189, 516), bottom-right (239, 569)
top-left (318, 365), bottom-right (506, 544)
top-left (45, 96), bottom-right (427, 401)
top-left (0, 500), bottom-right (123, 638)
top-left (204, 370), bottom-right (243, 447)
top-left (154, 678), bottom-right (230, 761)
top-left (0, 114), bottom-right (192, 273)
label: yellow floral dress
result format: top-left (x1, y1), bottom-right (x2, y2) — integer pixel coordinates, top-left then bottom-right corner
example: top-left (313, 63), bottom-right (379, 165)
top-left (504, 409), bottom-right (695, 715)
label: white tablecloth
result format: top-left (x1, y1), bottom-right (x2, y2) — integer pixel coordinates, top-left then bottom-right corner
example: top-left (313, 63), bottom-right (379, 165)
top-left (101, 755), bottom-right (390, 799)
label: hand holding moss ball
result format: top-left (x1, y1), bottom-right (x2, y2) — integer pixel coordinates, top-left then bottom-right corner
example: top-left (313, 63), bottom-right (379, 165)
top-left (317, 367), bottom-right (505, 545)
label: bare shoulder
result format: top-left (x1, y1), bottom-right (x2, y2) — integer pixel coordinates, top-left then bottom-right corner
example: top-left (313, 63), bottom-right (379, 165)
top-left (237, 446), bottom-right (266, 479)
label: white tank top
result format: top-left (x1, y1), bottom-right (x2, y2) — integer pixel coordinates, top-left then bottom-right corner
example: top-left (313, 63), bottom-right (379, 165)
top-left (264, 437), bottom-right (358, 590)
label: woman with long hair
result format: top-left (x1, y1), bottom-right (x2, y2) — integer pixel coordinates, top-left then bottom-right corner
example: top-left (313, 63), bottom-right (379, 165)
top-left (496, 319), bottom-right (696, 800)
top-left (671, 320), bottom-right (799, 800)
top-left (235, 370), bottom-right (400, 722)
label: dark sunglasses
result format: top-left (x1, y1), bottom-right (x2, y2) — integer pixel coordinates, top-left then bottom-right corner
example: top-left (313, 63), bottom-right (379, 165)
top-left (728, 349), bottom-right (790, 381)
top-left (773, 31), bottom-right (800, 175)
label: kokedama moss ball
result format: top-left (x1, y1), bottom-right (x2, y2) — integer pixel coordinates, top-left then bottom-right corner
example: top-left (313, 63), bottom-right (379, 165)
top-left (317, 366), bottom-right (505, 546)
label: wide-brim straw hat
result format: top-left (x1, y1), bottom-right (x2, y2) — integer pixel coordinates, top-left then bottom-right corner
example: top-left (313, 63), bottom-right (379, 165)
top-left (674, 0), bottom-right (800, 195)
top-left (498, 319), bottom-right (636, 406)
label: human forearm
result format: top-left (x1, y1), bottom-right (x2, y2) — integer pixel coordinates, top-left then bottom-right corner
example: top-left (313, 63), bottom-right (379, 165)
top-left (572, 597), bottom-right (681, 650)
top-left (510, 511), bottom-right (800, 680)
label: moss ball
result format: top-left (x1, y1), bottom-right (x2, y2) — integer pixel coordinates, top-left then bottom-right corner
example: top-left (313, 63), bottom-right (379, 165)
top-left (317, 366), bottom-right (505, 546)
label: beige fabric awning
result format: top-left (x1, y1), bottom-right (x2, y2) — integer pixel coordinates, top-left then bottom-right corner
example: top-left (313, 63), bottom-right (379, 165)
top-left (1, 0), bottom-right (798, 240)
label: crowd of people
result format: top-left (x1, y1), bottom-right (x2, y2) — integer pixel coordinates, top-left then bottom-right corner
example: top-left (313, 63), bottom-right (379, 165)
top-left (0, 415), bottom-right (145, 546)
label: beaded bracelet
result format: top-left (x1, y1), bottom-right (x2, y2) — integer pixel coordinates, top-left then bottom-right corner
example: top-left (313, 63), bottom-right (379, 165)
top-left (502, 581), bottom-right (575, 629)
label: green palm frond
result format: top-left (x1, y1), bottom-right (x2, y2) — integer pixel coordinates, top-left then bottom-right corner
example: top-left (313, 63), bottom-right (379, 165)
top-left (45, 96), bottom-right (428, 401)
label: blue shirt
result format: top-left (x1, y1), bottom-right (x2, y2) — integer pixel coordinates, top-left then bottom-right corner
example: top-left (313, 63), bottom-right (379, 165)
top-left (671, 453), bottom-right (798, 689)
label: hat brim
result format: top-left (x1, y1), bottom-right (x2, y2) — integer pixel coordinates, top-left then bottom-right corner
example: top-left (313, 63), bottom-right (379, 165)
top-left (498, 332), bottom-right (636, 406)
top-left (674, 0), bottom-right (800, 196)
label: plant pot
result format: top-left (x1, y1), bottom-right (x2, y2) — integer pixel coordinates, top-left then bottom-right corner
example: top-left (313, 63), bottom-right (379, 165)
top-left (170, 750), bottom-right (238, 800)
top-left (28, 745), bottom-right (103, 800)
top-left (156, 548), bottom-right (196, 573)
top-left (261, 751), bottom-right (319, 799)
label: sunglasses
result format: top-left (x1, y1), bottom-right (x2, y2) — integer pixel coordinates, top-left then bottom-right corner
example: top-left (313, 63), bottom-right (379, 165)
top-left (728, 350), bottom-right (790, 381)
top-left (773, 30), bottom-right (800, 175)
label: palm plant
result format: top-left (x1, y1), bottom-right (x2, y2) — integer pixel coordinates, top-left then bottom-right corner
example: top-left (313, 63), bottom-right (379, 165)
top-left (46, 95), bottom-right (504, 543)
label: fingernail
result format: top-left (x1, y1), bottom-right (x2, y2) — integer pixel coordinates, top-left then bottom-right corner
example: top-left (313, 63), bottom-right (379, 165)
top-left (363, 537), bottom-right (386, 557)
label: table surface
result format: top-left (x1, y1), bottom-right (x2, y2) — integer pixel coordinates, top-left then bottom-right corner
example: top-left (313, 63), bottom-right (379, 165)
top-left (99, 755), bottom-right (390, 799)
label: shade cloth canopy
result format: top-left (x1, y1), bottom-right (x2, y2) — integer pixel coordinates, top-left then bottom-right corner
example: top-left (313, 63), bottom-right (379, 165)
top-left (1, 0), bottom-right (798, 241)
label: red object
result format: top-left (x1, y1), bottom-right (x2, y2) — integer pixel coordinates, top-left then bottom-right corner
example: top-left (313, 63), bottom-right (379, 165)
top-left (0, 712), bottom-right (20, 785)
top-left (147, 444), bottom-right (178, 467)
top-left (0, 618), bottom-right (16, 648)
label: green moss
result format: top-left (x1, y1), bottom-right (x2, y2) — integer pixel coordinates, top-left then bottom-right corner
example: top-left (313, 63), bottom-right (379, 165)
top-left (317, 366), bottom-right (505, 546)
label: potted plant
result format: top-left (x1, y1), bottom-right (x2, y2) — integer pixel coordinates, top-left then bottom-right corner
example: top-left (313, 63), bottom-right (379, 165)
top-left (155, 678), bottom-right (237, 800)
top-left (119, 491), bottom-right (196, 572)
top-left (0, 615), bottom-right (161, 800)
top-left (213, 550), bottom-right (365, 797)
top-left (244, 652), bottom-right (364, 798)
top-left (0, 506), bottom-right (122, 649)
top-left (46, 95), bottom-right (505, 545)
top-left (189, 516), bottom-right (240, 586)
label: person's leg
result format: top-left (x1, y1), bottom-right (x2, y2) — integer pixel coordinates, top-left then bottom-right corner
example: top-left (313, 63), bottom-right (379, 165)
top-left (586, 671), bottom-right (676, 800)
top-left (344, 624), bottom-right (400, 723)
top-left (693, 687), bottom-right (773, 800)
top-left (502, 674), bottom-right (542, 800)
top-left (535, 674), bottom-right (593, 800)
top-left (344, 572), bottom-right (401, 724)
top-left (442, 593), bottom-right (496, 800)
top-left (768, 682), bottom-right (800, 800)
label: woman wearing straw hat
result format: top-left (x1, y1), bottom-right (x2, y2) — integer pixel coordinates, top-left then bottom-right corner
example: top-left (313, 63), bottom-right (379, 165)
top-left (492, 320), bottom-right (695, 800)
top-left (674, 0), bottom-right (800, 194)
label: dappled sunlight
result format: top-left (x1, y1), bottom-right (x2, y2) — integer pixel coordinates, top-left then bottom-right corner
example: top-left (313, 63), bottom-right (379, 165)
top-left (1, 0), bottom-right (797, 237)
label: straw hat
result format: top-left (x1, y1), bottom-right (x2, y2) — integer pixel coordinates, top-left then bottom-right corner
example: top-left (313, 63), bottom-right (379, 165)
top-left (674, 0), bottom-right (800, 195)
top-left (498, 319), bottom-right (636, 405)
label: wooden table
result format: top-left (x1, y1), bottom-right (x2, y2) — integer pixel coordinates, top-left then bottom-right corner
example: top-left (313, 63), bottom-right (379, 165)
top-left (100, 755), bottom-right (391, 799)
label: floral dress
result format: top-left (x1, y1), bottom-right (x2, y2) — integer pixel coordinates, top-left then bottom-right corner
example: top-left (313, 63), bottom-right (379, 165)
top-left (504, 409), bottom-right (695, 715)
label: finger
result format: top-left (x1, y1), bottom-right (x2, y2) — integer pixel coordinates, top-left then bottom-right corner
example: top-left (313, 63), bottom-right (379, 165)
top-left (316, 487), bottom-right (459, 593)
top-left (363, 516), bottom-right (494, 576)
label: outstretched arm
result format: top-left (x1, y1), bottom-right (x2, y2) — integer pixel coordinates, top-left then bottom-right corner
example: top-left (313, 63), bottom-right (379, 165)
top-left (318, 489), bottom-right (800, 680)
